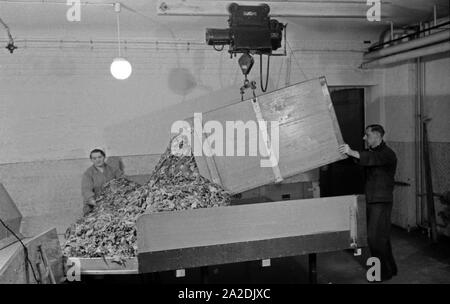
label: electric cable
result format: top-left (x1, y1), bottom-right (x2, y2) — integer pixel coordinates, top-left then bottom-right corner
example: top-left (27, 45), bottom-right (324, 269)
top-left (286, 40), bottom-right (308, 81)
top-left (116, 7), bottom-right (121, 57)
top-left (259, 54), bottom-right (270, 92)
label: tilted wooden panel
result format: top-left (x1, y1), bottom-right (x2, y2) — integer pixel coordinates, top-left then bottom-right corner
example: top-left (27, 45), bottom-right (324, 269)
top-left (185, 77), bottom-right (346, 194)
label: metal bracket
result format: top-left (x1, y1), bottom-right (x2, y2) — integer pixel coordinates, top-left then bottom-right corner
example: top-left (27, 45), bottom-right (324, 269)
top-left (352, 247), bottom-right (362, 256)
top-left (240, 77), bottom-right (257, 101)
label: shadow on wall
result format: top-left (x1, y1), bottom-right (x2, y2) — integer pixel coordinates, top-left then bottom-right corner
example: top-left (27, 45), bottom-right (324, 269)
top-left (103, 83), bottom-right (244, 156)
top-left (168, 67), bottom-right (197, 95)
top-left (106, 156), bottom-right (124, 172)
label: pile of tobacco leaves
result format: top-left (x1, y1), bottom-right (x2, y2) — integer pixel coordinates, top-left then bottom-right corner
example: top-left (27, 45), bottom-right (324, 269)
top-left (62, 136), bottom-right (231, 261)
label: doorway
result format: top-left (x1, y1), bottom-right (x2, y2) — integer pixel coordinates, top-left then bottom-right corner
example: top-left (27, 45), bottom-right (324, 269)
top-left (319, 87), bottom-right (365, 197)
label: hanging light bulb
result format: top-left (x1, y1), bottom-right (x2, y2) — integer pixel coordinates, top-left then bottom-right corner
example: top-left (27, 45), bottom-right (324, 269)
top-left (110, 57), bottom-right (132, 80)
top-left (111, 3), bottom-right (132, 80)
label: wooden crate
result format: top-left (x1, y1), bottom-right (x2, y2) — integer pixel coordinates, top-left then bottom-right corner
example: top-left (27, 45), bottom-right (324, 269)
top-left (183, 77), bottom-right (346, 194)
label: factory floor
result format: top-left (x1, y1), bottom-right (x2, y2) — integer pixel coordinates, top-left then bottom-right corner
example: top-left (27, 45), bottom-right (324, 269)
top-left (81, 226), bottom-right (450, 284)
top-left (318, 226), bottom-right (450, 284)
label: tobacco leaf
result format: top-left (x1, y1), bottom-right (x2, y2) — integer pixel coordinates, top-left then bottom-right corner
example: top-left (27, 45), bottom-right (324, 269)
top-left (63, 136), bottom-right (231, 260)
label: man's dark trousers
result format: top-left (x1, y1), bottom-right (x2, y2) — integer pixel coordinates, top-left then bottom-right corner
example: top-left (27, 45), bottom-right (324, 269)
top-left (367, 201), bottom-right (398, 279)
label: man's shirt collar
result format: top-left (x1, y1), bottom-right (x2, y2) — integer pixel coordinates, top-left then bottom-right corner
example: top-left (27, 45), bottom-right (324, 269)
top-left (369, 140), bottom-right (385, 151)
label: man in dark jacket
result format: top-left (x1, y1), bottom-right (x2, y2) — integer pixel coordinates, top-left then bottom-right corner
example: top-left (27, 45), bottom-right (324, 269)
top-left (339, 124), bottom-right (398, 281)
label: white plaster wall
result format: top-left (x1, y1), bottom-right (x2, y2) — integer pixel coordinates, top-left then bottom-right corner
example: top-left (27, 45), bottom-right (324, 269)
top-left (366, 51), bottom-right (450, 232)
top-left (423, 53), bottom-right (450, 142)
top-left (0, 18), bottom-right (381, 164)
top-left (368, 62), bottom-right (417, 229)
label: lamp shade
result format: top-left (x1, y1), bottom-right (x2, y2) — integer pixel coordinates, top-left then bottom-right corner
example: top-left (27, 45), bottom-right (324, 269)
top-left (110, 57), bottom-right (132, 80)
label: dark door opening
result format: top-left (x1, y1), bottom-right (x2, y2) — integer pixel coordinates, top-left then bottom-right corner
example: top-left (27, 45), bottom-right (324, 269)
top-left (320, 88), bottom-right (365, 197)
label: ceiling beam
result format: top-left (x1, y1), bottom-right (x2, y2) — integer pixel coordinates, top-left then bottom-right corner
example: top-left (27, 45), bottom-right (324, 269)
top-left (157, 0), bottom-right (391, 18)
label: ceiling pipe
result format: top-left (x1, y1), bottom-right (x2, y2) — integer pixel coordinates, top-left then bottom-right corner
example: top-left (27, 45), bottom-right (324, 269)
top-left (362, 41), bottom-right (450, 68)
top-left (369, 20), bottom-right (450, 52)
top-left (372, 27), bottom-right (417, 52)
top-left (364, 29), bottom-right (450, 61)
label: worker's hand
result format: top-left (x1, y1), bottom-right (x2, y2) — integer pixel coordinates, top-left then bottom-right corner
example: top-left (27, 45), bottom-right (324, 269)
top-left (339, 144), bottom-right (360, 159)
top-left (339, 144), bottom-right (351, 155)
top-left (87, 197), bottom-right (96, 207)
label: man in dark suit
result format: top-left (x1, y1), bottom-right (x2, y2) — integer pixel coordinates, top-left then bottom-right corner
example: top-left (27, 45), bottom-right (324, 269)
top-left (339, 124), bottom-right (398, 281)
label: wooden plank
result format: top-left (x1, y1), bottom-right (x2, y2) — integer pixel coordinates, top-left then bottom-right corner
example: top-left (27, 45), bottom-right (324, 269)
top-left (251, 97), bottom-right (283, 182)
top-left (137, 195), bottom-right (366, 273)
top-left (321, 77), bottom-right (346, 147)
top-left (137, 195), bottom-right (363, 252)
top-left (70, 257), bottom-right (138, 275)
top-left (0, 228), bottom-right (64, 284)
top-left (157, 0), bottom-right (390, 18)
top-left (139, 231), bottom-right (350, 273)
top-left (187, 77), bottom-right (346, 194)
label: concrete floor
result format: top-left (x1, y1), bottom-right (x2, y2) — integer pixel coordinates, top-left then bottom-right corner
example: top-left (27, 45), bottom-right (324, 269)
top-left (318, 226), bottom-right (450, 284)
top-left (81, 226), bottom-right (450, 284)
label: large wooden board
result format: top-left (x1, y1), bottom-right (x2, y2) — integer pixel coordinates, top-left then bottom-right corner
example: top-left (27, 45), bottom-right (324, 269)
top-left (137, 195), bottom-right (366, 273)
top-left (186, 77), bottom-right (346, 194)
